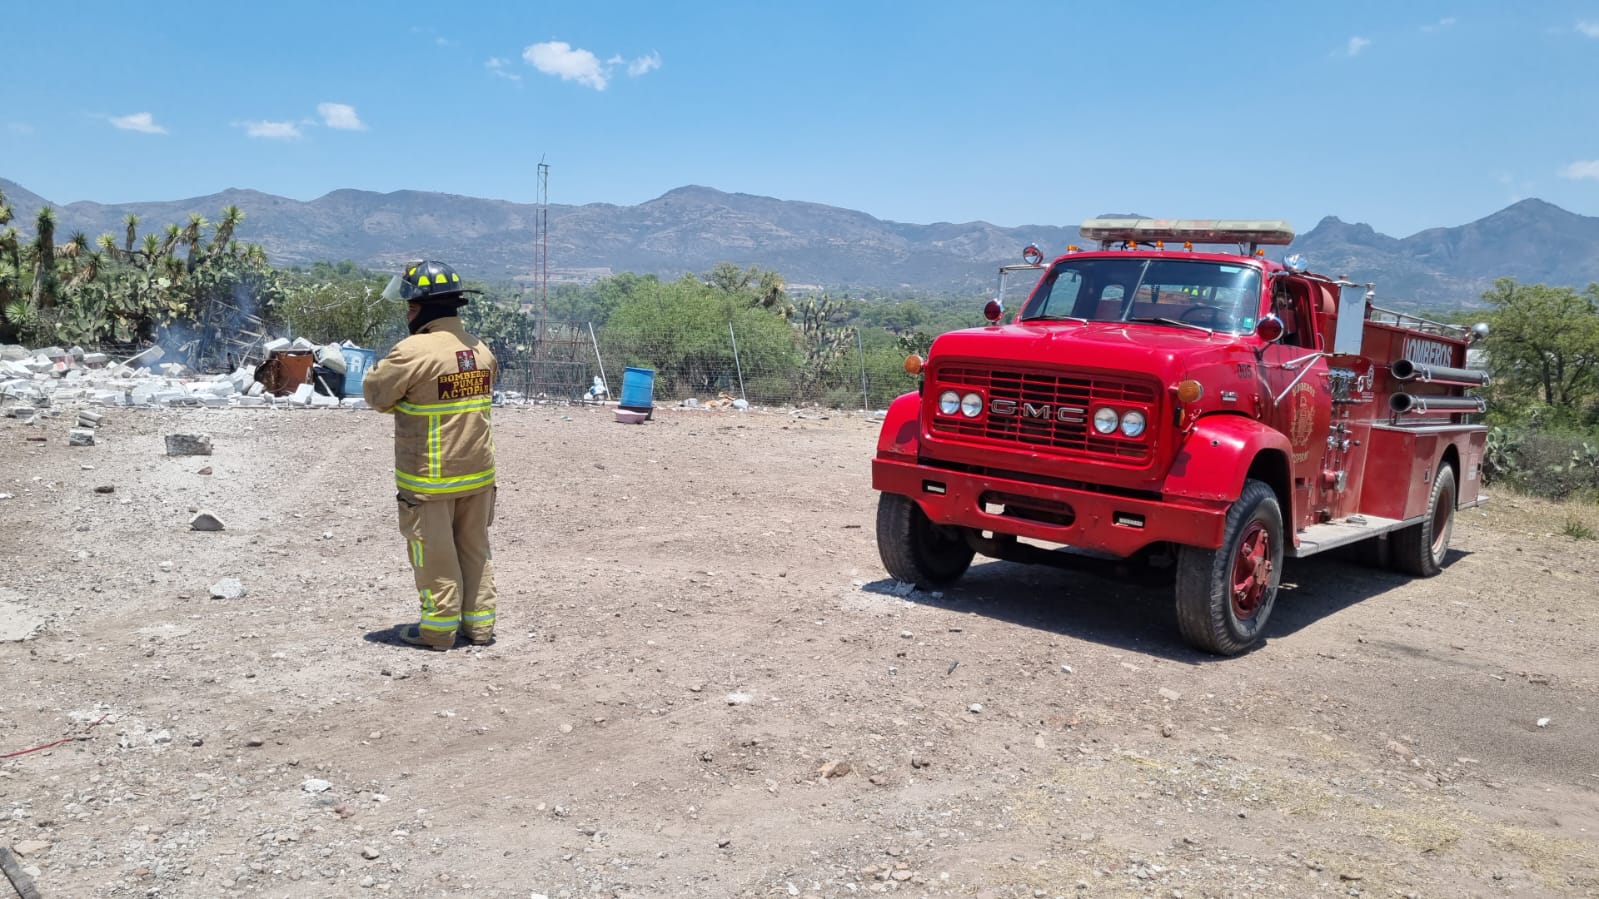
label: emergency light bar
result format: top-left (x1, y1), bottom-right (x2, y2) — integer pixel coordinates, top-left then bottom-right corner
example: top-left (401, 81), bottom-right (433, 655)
top-left (1080, 218), bottom-right (1295, 247)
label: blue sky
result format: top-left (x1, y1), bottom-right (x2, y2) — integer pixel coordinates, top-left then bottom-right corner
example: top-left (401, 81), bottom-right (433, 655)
top-left (4, 1), bottom-right (1599, 238)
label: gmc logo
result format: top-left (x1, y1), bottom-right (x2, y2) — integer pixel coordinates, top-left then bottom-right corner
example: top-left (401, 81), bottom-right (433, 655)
top-left (989, 399), bottom-right (1086, 423)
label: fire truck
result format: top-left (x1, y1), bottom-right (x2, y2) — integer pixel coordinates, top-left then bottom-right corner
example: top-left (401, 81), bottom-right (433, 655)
top-left (872, 218), bottom-right (1490, 655)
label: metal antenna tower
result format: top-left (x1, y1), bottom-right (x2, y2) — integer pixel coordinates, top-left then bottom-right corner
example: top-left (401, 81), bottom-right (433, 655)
top-left (535, 160), bottom-right (550, 364)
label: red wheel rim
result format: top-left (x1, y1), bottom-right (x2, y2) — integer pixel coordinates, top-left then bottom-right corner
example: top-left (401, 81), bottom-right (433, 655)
top-left (1230, 521), bottom-right (1273, 620)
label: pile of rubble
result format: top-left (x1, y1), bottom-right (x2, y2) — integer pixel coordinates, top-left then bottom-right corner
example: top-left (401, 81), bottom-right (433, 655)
top-left (0, 339), bottom-right (373, 418)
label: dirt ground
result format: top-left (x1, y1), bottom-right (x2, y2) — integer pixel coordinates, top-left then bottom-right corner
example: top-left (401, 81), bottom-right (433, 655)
top-left (1, 401), bottom-right (1596, 899)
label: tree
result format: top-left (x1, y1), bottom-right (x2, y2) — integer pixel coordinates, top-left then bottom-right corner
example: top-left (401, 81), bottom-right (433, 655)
top-left (209, 205), bottom-right (243, 258)
top-left (182, 212), bottom-right (208, 272)
top-left (705, 262), bottom-right (793, 318)
top-left (0, 226), bottom-right (18, 271)
top-left (123, 213), bottom-right (139, 255)
top-left (602, 274), bottom-right (801, 401)
top-left (1482, 278), bottom-right (1599, 411)
top-left (29, 207), bottom-right (58, 309)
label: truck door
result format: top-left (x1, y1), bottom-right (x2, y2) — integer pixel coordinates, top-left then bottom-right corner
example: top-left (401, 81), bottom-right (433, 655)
top-left (1259, 278), bottom-right (1333, 531)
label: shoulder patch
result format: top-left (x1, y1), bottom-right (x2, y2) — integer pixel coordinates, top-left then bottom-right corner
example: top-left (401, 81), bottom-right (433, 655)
top-left (456, 350), bottom-right (477, 372)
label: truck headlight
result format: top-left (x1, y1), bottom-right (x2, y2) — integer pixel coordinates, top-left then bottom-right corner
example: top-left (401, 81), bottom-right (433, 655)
top-left (1120, 410), bottom-right (1146, 437)
top-left (1093, 407), bottom-right (1118, 434)
top-left (938, 390), bottom-right (960, 415)
top-left (960, 392), bottom-right (983, 418)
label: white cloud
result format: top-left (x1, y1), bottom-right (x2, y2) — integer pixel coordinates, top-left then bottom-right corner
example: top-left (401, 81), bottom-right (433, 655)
top-left (1421, 17), bottom-right (1457, 33)
top-left (110, 112), bottom-right (167, 134)
top-left (1345, 36), bottom-right (1372, 57)
top-left (241, 120), bottom-right (303, 140)
top-left (1578, 21), bottom-right (1599, 38)
top-left (318, 102), bottom-right (366, 131)
top-left (1560, 160), bottom-right (1599, 180)
top-left (627, 52), bottom-right (662, 77)
top-left (524, 41), bottom-right (609, 90)
top-left (486, 57), bottom-right (523, 83)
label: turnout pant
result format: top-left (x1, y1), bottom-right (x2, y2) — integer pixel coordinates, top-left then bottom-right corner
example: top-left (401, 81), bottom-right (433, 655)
top-left (397, 488), bottom-right (497, 647)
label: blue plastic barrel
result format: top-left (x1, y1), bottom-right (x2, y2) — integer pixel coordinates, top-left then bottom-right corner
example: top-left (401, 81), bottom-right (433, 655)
top-left (341, 347), bottom-right (377, 397)
top-left (619, 366), bottom-right (655, 411)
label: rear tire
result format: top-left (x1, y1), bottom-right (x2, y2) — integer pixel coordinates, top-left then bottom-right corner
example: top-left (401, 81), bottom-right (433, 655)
top-left (1391, 464), bottom-right (1456, 577)
top-left (876, 493), bottom-right (975, 588)
top-left (1175, 479), bottom-right (1284, 656)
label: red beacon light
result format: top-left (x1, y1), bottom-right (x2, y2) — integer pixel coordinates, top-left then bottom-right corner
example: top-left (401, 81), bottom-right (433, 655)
top-left (983, 299), bottom-right (1004, 323)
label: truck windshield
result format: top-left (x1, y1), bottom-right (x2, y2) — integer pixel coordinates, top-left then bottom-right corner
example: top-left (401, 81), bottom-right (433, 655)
top-left (1020, 258), bottom-right (1264, 334)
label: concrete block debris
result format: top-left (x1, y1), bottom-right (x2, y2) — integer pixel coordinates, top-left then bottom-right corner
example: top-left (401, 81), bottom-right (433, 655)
top-left (165, 434), bottom-right (213, 456)
top-left (190, 512), bottom-right (225, 532)
top-left (209, 577), bottom-right (246, 599)
top-left (69, 428), bottom-right (96, 446)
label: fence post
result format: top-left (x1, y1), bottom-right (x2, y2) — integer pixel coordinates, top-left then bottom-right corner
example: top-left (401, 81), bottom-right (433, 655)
top-left (588, 322), bottom-right (609, 402)
top-left (857, 328), bottom-right (869, 411)
top-left (729, 322), bottom-right (747, 401)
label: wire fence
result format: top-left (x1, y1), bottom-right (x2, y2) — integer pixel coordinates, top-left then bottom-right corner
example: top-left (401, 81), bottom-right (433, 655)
top-left (493, 320), bottom-right (918, 411)
top-left (68, 313), bottom-right (921, 411)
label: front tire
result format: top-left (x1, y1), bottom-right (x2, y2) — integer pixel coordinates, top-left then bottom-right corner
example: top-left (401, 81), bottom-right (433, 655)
top-left (1175, 479), bottom-right (1284, 656)
top-left (1391, 464), bottom-right (1456, 577)
top-left (876, 493), bottom-right (976, 588)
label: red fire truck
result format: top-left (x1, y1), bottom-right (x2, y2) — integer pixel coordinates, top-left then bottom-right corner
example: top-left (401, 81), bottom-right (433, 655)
top-left (872, 218), bottom-right (1489, 655)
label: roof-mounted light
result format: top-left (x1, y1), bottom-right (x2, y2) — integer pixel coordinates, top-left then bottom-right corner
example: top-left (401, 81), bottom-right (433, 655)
top-left (1079, 218), bottom-right (1295, 248)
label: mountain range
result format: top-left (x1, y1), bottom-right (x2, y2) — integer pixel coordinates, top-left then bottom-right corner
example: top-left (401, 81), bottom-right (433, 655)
top-left (5, 177), bottom-right (1597, 308)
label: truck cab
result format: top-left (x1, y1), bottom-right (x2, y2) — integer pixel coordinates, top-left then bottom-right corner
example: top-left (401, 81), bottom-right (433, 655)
top-left (872, 218), bottom-right (1488, 655)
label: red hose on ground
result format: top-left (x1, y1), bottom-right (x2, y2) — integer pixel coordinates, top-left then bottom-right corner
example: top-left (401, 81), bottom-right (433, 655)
top-left (1, 713), bottom-right (112, 759)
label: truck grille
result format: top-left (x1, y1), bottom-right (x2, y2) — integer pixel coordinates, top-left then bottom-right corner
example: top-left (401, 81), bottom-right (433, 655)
top-left (932, 366), bottom-right (1159, 461)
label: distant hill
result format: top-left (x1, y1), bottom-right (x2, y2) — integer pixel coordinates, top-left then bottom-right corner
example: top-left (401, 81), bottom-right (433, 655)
top-left (1290, 199), bottom-right (1599, 308)
top-left (5, 178), bottom-right (1598, 308)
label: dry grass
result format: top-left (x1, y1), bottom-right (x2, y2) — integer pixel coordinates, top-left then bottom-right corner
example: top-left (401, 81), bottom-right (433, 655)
top-left (1462, 488), bottom-right (1599, 538)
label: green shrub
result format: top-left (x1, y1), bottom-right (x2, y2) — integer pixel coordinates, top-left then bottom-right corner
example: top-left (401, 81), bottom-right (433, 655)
top-left (1561, 516), bottom-right (1597, 540)
top-left (1486, 425), bottom-right (1599, 500)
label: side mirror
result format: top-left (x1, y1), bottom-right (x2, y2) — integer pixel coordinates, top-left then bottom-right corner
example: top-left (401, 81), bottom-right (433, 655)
top-left (1255, 314), bottom-right (1285, 343)
top-left (1022, 244), bottom-right (1044, 266)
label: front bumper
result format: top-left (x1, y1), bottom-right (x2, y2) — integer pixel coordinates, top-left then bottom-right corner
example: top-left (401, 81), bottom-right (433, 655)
top-left (873, 454), bottom-right (1229, 557)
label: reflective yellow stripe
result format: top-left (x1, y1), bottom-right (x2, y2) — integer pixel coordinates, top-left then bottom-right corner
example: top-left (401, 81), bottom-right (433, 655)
top-left (429, 415), bottom-right (441, 478)
top-left (395, 467), bottom-right (496, 495)
top-left (419, 614), bottom-right (459, 632)
top-left (395, 397), bottom-right (492, 415)
top-left (408, 539), bottom-right (423, 568)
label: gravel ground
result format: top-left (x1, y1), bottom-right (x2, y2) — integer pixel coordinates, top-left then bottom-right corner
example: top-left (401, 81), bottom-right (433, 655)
top-left (1, 401), bottom-right (1595, 899)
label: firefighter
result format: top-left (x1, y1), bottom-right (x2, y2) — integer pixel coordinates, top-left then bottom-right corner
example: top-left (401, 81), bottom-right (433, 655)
top-left (363, 261), bottom-right (499, 650)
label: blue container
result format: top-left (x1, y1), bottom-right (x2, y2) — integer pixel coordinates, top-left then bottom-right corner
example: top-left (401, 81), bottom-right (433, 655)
top-left (619, 366), bottom-right (655, 411)
top-left (341, 347), bottom-right (377, 398)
